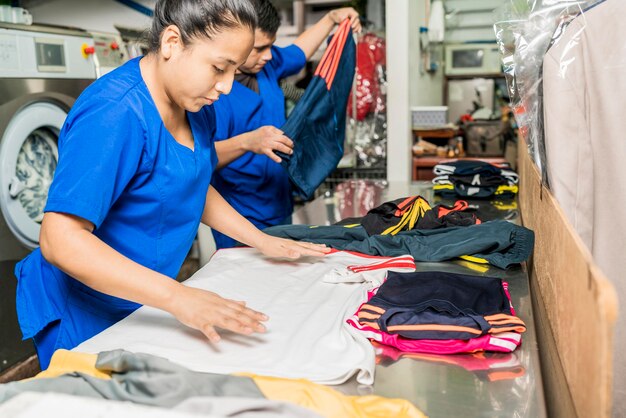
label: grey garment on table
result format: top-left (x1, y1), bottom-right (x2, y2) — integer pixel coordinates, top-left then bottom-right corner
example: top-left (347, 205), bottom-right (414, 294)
top-left (0, 392), bottom-right (322, 418)
top-left (0, 350), bottom-right (263, 407)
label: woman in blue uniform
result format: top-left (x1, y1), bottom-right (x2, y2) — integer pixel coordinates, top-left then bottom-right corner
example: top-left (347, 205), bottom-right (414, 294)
top-left (15, 0), bottom-right (328, 370)
top-left (210, 0), bottom-right (361, 249)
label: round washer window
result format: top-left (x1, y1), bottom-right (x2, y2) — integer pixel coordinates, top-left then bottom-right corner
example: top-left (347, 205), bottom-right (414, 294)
top-left (15, 127), bottom-right (58, 223)
top-left (0, 102), bottom-right (66, 249)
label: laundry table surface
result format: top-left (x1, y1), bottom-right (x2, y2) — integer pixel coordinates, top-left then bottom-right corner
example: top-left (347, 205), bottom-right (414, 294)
top-left (293, 180), bottom-right (546, 418)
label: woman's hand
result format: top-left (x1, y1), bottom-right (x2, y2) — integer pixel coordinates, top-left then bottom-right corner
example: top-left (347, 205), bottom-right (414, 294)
top-left (168, 285), bottom-right (269, 343)
top-left (257, 234), bottom-right (331, 259)
top-left (244, 126), bottom-right (294, 163)
top-left (327, 7), bottom-right (362, 33)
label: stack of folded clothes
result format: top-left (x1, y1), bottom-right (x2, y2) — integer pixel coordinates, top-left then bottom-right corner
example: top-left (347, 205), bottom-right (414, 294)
top-left (432, 160), bottom-right (519, 198)
top-left (347, 271), bottom-right (526, 355)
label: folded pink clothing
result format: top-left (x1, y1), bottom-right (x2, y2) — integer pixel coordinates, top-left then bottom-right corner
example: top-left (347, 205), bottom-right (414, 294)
top-left (347, 280), bottom-right (523, 354)
top-left (347, 315), bottom-right (522, 354)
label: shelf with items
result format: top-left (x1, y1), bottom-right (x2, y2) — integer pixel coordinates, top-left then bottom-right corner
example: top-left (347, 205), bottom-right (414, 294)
top-left (411, 125), bottom-right (464, 163)
top-left (412, 155), bottom-right (508, 181)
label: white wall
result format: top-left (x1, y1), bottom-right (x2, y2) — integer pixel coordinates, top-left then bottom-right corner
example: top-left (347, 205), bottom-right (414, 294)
top-left (24, 0), bottom-right (153, 34)
top-left (385, 0), bottom-right (412, 183)
top-left (444, 0), bottom-right (501, 43)
top-left (411, 0), bottom-right (444, 107)
top-left (386, 0), bottom-right (449, 183)
top-left (408, 0), bottom-right (503, 108)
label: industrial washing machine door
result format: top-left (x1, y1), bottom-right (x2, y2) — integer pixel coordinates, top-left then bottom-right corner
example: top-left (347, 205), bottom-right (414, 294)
top-left (0, 101), bottom-right (67, 249)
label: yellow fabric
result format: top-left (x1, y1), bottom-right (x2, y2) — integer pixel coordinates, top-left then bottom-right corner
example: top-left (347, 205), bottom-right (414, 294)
top-left (246, 374), bottom-right (427, 418)
top-left (458, 255), bottom-right (489, 264)
top-left (492, 200), bottom-right (518, 210)
top-left (494, 185), bottom-right (519, 195)
top-left (382, 198), bottom-right (431, 236)
top-left (33, 349), bottom-right (111, 380)
top-left (433, 184), bottom-right (519, 196)
top-left (454, 259), bottom-right (490, 273)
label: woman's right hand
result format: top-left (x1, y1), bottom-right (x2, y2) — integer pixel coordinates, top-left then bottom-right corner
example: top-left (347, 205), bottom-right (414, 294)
top-left (244, 126), bottom-right (294, 163)
top-left (167, 285), bottom-right (268, 343)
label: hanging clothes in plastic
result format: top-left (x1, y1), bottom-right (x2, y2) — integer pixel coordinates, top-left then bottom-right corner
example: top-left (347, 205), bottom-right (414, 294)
top-left (277, 19), bottom-right (356, 199)
top-left (348, 32), bottom-right (386, 122)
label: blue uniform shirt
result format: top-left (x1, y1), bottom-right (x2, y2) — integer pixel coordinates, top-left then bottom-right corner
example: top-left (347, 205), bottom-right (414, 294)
top-left (211, 45), bottom-right (306, 248)
top-left (15, 57), bottom-right (218, 364)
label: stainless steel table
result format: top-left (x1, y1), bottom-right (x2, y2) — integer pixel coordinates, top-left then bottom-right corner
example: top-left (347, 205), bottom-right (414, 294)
top-left (293, 180), bottom-right (546, 418)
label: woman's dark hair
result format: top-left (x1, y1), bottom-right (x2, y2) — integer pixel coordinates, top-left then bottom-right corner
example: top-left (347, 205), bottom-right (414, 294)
top-left (148, 0), bottom-right (257, 52)
top-left (253, 0), bottom-right (281, 36)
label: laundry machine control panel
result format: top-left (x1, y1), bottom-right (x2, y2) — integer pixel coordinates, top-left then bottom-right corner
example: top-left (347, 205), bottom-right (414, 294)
top-left (0, 26), bottom-right (96, 79)
top-left (86, 31), bottom-right (128, 77)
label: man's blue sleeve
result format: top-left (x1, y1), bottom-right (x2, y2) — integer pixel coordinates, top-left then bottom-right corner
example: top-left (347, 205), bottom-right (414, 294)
top-left (269, 44), bottom-right (307, 79)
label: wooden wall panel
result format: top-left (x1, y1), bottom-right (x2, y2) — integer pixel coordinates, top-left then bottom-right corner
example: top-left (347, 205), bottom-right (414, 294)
top-left (518, 138), bottom-right (618, 418)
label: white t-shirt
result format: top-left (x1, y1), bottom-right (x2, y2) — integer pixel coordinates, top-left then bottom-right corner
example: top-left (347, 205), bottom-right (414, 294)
top-left (75, 249), bottom-right (414, 385)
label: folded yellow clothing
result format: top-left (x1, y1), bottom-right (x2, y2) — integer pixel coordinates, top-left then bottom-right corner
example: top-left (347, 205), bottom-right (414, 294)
top-left (243, 373), bottom-right (427, 418)
top-left (33, 350), bottom-right (110, 380)
top-left (34, 350), bottom-right (427, 418)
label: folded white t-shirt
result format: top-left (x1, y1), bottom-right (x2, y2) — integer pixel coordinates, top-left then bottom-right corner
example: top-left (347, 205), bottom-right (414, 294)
top-left (75, 249), bottom-right (413, 385)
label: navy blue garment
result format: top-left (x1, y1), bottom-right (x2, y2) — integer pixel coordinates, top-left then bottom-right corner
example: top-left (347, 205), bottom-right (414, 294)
top-left (277, 20), bottom-right (356, 199)
top-left (449, 173), bottom-right (507, 187)
top-left (440, 160), bottom-right (510, 177)
top-left (264, 220), bottom-right (534, 269)
top-left (358, 271), bottom-right (525, 340)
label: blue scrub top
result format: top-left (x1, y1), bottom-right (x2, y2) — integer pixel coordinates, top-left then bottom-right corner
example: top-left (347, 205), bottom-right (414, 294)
top-left (211, 45), bottom-right (306, 247)
top-left (15, 57), bottom-right (218, 354)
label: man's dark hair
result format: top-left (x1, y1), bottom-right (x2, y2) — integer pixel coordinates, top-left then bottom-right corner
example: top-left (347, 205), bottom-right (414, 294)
top-left (148, 0), bottom-right (257, 52)
top-left (254, 0), bottom-right (281, 36)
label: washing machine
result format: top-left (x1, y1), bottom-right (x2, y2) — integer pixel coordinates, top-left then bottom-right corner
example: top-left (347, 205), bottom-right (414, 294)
top-left (0, 22), bottom-right (96, 261)
top-left (114, 25), bottom-right (149, 60)
top-left (85, 31), bottom-right (128, 77)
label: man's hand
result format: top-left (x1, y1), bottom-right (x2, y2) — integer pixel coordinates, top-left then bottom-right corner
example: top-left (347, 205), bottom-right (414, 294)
top-left (328, 7), bottom-right (362, 33)
top-left (244, 126), bottom-right (294, 163)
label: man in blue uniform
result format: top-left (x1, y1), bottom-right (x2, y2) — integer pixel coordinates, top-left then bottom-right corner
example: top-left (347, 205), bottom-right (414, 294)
top-left (211, 0), bottom-right (361, 249)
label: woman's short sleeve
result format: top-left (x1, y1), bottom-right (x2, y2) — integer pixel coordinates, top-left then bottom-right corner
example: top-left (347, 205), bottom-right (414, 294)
top-left (44, 99), bottom-right (146, 228)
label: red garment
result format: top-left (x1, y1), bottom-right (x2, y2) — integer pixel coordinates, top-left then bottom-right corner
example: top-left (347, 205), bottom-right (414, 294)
top-left (348, 33), bottom-right (386, 121)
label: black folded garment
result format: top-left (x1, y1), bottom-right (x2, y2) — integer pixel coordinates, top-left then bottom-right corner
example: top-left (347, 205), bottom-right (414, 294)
top-left (359, 271), bottom-right (526, 340)
top-left (433, 160), bottom-right (519, 198)
top-left (338, 196), bottom-right (480, 235)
